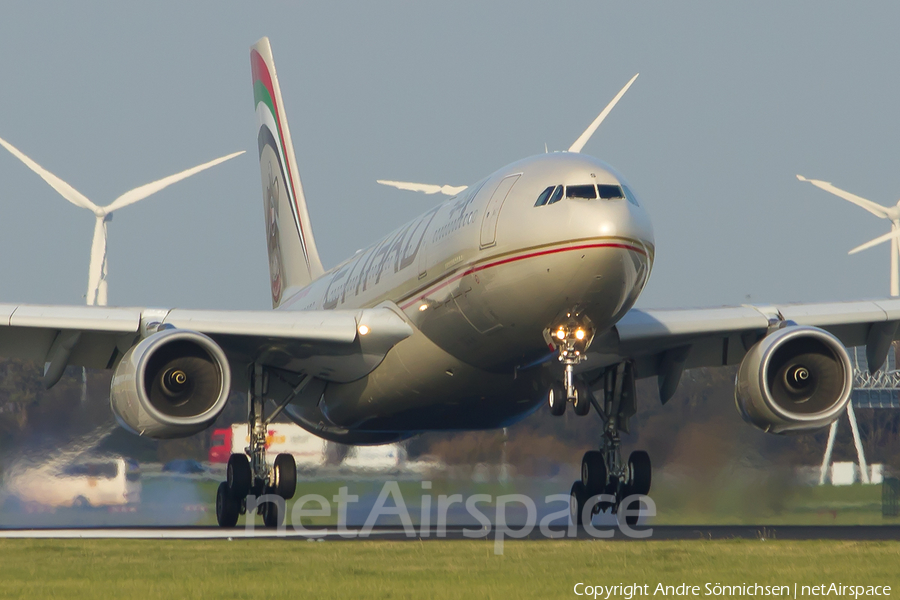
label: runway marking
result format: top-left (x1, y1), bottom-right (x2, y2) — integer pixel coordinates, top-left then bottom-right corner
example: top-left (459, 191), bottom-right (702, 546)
top-left (0, 525), bottom-right (898, 540)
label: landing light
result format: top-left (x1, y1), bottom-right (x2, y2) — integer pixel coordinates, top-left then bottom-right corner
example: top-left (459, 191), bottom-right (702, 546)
top-left (556, 329), bottom-right (566, 340)
top-left (575, 329), bottom-right (585, 340)
top-left (358, 325), bottom-right (370, 336)
top-left (418, 304), bottom-right (428, 312)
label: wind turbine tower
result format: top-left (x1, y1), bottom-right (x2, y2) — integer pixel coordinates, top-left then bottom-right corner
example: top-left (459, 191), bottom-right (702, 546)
top-left (796, 173), bottom-right (900, 485)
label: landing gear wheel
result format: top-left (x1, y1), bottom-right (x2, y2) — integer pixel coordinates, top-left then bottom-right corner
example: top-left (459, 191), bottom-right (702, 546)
top-left (227, 454), bottom-right (252, 498)
top-left (273, 454), bottom-right (297, 500)
top-left (627, 450), bottom-right (651, 496)
top-left (548, 382), bottom-right (566, 416)
top-left (569, 480), bottom-right (589, 526)
top-left (573, 381), bottom-right (591, 416)
top-left (216, 482), bottom-right (239, 527)
top-left (581, 451), bottom-right (607, 497)
top-left (261, 492), bottom-right (284, 528)
top-left (619, 495), bottom-right (642, 527)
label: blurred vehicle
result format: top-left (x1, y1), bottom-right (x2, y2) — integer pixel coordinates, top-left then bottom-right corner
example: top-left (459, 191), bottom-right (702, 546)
top-left (209, 423), bottom-right (326, 468)
top-left (342, 443), bottom-right (406, 473)
top-left (162, 459), bottom-right (206, 475)
top-left (4, 455), bottom-right (141, 509)
top-left (406, 454), bottom-right (446, 474)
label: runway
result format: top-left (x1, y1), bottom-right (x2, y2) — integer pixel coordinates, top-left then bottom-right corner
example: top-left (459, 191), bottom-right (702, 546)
top-left (0, 525), bottom-right (898, 540)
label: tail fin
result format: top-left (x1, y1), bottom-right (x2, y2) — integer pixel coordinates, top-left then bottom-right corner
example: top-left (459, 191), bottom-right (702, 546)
top-left (251, 37), bottom-right (324, 308)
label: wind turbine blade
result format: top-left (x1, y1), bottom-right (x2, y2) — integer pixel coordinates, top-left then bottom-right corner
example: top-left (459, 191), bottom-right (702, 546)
top-left (85, 216), bottom-right (107, 306)
top-left (104, 150), bottom-right (245, 213)
top-left (796, 174), bottom-right (889, 219)
top-left (0, 135), bottom-right (99, 212)
top-left (377, 180), bottom-right (468, 196)
top-left (568, 73), bottom-right (639, 153)
top-left (848, 228), bottom-right (900, 255)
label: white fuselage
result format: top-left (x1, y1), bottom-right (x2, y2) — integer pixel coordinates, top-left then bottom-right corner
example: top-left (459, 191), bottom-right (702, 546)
top-left (281, 153), bottom-right (655, 441)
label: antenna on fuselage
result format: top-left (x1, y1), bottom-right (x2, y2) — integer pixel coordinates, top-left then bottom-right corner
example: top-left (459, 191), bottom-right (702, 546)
top-left (568, 73), bottom-right (639, 154)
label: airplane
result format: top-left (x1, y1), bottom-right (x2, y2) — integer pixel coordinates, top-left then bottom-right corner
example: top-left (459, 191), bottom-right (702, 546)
top-left (1, 36), bottom-right (898, 528)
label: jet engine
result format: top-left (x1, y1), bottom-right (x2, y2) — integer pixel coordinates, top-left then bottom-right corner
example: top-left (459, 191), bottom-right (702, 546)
top-left (110, 329), bottom-right (231, 438)
top-left (735, 325), bottom-right (852, 434)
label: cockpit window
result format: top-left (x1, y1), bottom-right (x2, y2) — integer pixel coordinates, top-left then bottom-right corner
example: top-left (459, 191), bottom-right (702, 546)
top-left (547, 185), bottom-right (564, 205)
top-left (622, 186), bottom-right (640, 207)
top-left (534, 186), bottom-right (555, 207)
top-left (597, 184), bottom-right (625, 200)
top-left (566, 185), bottom-right (597, 199)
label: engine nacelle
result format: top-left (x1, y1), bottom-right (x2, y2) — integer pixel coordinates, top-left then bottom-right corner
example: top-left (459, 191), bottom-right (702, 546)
top-left (110, 329), bottom-right (231, 439)
top-left (735, 325), bottom-right (852, 434)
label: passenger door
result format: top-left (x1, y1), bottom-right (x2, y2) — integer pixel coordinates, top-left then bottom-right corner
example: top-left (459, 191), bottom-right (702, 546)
top-left (479, 174), bottom-right (521, 248)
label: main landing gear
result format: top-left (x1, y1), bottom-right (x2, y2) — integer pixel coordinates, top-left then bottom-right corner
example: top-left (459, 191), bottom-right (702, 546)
top-left (545, 318), bottom-right (652, 526)
top-left (216, 364), bottom-right (298, 528)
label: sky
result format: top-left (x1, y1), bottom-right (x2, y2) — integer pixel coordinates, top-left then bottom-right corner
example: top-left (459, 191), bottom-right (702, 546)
top-left (0, 2), bottom-right (898, 311)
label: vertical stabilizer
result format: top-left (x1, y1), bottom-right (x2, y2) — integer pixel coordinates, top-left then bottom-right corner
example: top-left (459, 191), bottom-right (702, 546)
top-left (251, 37), bottom-right (324, 307)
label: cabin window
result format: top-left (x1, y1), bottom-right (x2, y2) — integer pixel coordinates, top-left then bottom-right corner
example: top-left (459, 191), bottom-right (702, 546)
top-left (566, 185), bottom-right (597, 199)
top-left (597, 184), bottom-right (625, 200)
top-left (534, 186), bottom-right (555, 207)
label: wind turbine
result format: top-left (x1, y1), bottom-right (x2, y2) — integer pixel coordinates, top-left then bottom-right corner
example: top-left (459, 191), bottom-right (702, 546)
top-left (796, 174), bottom-right (900, 297)
top-left (378, 73), bottom-right (639, 196)
top-left (0, 136), bottom-right (244, 306)
top-left (795, 173), bottom-right (900, 485)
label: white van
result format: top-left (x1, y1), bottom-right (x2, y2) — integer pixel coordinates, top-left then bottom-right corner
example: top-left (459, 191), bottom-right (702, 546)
top-left (5, 455), bottom-right (141, 509)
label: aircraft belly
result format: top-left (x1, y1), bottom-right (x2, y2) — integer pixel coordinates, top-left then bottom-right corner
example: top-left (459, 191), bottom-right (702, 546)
top-left (319, 325), bottom-right (548, 432)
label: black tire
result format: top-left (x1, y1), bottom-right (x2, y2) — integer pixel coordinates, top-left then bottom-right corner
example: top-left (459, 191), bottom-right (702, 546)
top-left (227, 454), bottom-right (252, 498)
top-left (216, 482), bottom-right (239, 527)
top-left (573, 381), bottom-right (592, 416)
top-left (262, 493), bottom-right (284, 528)
top-left (620, 495), bottom-right (642, 527)
top-left (273, 454), bottom-right (297, 500)
top-left (628, 450), bottom-right (651, 496)
top-left (569, 480), bottom-right (588, 526)
top-left (548, 382), bottom-right (566, 416)
top-left (581, 450), bottom-right (607, 497)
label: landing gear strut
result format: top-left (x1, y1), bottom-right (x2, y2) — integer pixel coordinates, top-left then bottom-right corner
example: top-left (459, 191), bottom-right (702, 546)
top-left (216, 363), bottom-right (299, 527)
top-left (545, 314), bottom-right (593, 416)
top-left (566, 361), bottom-right (653, 527)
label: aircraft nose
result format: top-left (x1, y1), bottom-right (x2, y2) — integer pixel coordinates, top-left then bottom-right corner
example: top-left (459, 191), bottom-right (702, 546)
top-left (585, 194), bottom-right (655, 254)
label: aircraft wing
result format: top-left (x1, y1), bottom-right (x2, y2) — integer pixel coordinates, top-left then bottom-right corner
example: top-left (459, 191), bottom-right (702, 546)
top-left (587, 299), bottom-right (900, 401)
top-left (0, 302), bottom-right (413, 386)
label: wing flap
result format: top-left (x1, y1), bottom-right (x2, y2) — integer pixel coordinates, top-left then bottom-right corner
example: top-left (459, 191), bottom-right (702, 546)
top-left (0, 302), bottom-right (413, 384)
top-left (162, 309), bottom-right (359, 342)
top-left (595, 298), bottom-right (900, 381)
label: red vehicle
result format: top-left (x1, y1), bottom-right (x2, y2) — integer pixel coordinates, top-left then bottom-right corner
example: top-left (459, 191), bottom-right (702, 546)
top-left (208, 428), bottom-right (234, 464)
top-left (209, 424), bottom-right (326, 467)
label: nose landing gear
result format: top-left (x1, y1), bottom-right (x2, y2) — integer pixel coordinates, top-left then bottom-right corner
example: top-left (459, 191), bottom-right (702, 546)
top-left (216, 363), bottom-right (300, 528)
top-left (545, 316), bottom-right (594, 416)
top-left (562, 361), bottom-right (653, 527)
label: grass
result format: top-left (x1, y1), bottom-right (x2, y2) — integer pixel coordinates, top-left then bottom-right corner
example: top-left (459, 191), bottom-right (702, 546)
top-left (650, 479), bottom-right (889, 525)
top-left (0, 539), bottom-right (898, 599)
